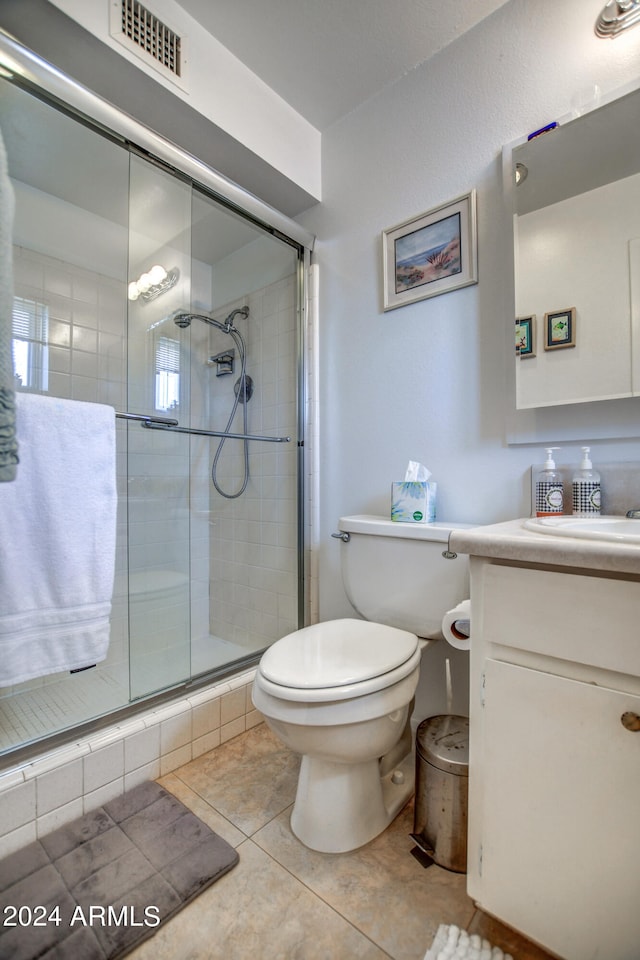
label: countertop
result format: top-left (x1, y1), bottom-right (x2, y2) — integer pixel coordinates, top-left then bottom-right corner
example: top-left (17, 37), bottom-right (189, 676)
top-left (450, 517), bottom-right (640, 576)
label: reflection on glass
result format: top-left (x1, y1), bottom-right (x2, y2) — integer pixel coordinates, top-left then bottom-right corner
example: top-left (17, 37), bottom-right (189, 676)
top-left (512, 85), bottom-right (640, 409)
top-left (127, 155), bottom-right (192, 700)
top-left (154, 335), bottom-right (181, 411)
top-left (12, 296), bottom-right (49, 391)
top-left (0, 76), bottom-right (131, 753)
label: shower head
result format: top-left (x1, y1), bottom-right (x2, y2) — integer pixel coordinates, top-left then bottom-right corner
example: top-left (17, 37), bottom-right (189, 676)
top-left (172, 311), bottom-right (228, 333)
top-left (173, 312), bottom-right (193, 329)
top-left (172, 306), bottom-right (249, 333)
top-left (225, 306), bottom-right (250, 326)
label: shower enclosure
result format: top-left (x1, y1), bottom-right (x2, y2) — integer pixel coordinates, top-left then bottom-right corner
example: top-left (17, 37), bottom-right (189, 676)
top-left (0, 34), bottom-right (313, 760)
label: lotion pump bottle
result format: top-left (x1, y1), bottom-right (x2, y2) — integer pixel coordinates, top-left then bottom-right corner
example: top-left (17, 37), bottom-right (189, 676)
top-left (535, 447), bottom-right (564, 517)
top-left (572, 447), bottom-right (601, 516)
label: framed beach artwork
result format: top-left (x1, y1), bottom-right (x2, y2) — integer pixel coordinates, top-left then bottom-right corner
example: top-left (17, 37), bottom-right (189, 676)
top-left (544, 307), bottom-right (576, 350)
top-left (382, 191), bottom-right (478, 311)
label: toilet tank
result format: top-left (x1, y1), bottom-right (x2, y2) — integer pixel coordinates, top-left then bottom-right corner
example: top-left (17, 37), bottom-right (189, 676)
top-left (338, 515), bottom-right (473, 639)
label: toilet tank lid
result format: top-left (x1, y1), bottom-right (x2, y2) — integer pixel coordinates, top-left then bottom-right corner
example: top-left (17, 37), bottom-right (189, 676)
top-left (259, 619), bottom-right (419, 689)
top-left (338, 515), bottom-right (477, 542)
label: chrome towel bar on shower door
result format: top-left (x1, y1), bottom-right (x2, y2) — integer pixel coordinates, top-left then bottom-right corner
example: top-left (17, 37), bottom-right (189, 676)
top-left (115, 411), bottom-right (290, 443)
top-left (115, 412), bottom-right (179, 426)
top-left (143, 421), bottom-right (291, 443)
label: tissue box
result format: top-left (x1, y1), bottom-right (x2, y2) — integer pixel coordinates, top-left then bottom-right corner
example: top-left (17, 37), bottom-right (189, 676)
top-left (391, 481), bottom-right (437, 523)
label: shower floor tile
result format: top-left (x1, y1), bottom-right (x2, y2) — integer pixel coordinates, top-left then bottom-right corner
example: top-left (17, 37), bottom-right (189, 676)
top-left (191, 634), bottom-right (255, 676)
top-left (0, 635), bottom-right (254, 755)
top-left (0, 666), bottom-right (129, 754)
top-left (127, 724), bottom-right (557, 960)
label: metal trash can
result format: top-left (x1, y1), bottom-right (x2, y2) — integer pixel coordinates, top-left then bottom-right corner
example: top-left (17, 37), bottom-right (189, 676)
top-left (412, 714), bottom-right (469, 872)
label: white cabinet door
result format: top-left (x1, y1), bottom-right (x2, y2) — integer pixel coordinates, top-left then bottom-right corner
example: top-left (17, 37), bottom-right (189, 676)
top-left (479, 658), bottom-right (640, 960)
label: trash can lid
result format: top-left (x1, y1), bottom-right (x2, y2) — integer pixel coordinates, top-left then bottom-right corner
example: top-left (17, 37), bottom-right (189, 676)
top-left (416, 714), bottom-right (469, 775)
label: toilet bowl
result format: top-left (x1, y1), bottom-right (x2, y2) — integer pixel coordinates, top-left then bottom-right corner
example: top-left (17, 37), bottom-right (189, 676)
top-left (252, 515), bottom-right (470, 854)
top-left (253, 618), bottom-right (421, 852)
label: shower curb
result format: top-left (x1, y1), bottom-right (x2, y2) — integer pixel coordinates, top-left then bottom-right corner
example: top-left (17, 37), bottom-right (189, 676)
top-left (0, 669), bottom-right (262, 859)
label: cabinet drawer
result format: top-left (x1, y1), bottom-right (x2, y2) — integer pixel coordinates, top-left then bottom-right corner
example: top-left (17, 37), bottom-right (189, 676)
top-left (481, 563), bottom-right (640, 676)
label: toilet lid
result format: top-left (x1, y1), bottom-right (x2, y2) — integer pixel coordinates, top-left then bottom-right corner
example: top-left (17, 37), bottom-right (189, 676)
top-left (259, 619), bottom-right (419, 689)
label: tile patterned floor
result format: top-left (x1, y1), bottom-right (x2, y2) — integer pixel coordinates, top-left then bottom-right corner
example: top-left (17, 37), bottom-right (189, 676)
top-left (129, 723), bottom-right (558, 960)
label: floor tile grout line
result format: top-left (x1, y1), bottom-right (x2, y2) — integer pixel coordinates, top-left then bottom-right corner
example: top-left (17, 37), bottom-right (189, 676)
top-left (237, 835), bottom-right (397, 960)
top-left (166, 726), bottom-right (557, 960)
top-left (167, 770), bottom-right (253, 845)
top-left (169, 770), bottom-right (293, 840)
top-left (165, 749), bottom-right (430, 959)
top-left (248, 806), bottom-right (413, 960)
top-left (165, 769), bottom-right (399, 959)
top-left (168, 765), bottom-right (300, 844)
top-left (246, 799), bottom-right (296, 839)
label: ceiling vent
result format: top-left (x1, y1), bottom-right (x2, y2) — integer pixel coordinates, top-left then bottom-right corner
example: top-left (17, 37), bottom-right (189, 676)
top-left (109, 0), bottom-right (188, 91)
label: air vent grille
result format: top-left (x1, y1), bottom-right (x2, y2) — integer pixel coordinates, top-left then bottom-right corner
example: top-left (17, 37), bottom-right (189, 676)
top-left (119, 0), bottom-right (182, 78)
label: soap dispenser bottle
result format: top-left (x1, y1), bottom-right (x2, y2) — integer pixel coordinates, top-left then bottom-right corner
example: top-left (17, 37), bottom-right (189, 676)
top-left (535, 448), bottom-right (564, 517)
top-left (572, 447), bottom-right (601, 516)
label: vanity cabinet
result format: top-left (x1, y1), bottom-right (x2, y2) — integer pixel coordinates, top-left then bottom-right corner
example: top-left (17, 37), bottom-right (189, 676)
top-left (466, 557), bottom-right (640, 960)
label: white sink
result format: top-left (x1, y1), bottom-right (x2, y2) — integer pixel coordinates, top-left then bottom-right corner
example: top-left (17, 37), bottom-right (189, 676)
top-left (524, 516), bottom-right (640, 544)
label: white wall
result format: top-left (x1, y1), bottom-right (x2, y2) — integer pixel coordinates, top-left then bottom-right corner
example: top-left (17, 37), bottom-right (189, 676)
top-left (293, 0), bottom-right (640, 718)
top-left (297, 0), bottom-right (640, 632)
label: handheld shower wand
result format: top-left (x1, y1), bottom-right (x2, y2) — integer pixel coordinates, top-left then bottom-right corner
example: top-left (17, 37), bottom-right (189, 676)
top-left (172, 307), bottom-right (252, 499)
top-left (172, 307), bottom-right (248, 334)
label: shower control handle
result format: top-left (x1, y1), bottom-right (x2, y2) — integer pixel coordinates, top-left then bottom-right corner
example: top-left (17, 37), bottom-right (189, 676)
top-left (331, 532), bottom-right (350, 542)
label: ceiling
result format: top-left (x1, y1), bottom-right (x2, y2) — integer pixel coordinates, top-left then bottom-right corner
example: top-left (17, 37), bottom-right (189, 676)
top-left (175, 0), bottom-right (511, 131)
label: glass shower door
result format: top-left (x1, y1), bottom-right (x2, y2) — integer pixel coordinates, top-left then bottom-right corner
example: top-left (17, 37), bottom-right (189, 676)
top-left (127, 154), bottom-right (193, 699)
top-left (126, 159), bottom-right (303, 698)
top-left (188, 187), bottom-right (301, 674)
top-left (0, 76), bottom-right (133, 749)
top-left (0, 31), bottom-right (310, 761)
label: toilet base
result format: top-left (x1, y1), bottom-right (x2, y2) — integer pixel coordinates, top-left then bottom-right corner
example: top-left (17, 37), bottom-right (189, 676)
top-left (290, 748), bottom-right (415, 854)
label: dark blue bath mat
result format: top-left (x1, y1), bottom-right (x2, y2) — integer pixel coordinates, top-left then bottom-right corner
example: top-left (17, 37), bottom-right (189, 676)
top-left (0, 780), bottom-right (239, 959)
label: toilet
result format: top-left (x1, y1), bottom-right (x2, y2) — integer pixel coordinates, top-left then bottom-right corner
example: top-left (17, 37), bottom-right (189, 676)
top-left (252, 514), bottom-right (470, 853)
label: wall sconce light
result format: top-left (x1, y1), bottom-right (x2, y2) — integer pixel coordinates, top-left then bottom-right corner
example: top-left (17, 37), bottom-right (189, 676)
top-left (128, 265), bottom-right (180, 303)
top-left (596, 0), bottom-right (640, 37)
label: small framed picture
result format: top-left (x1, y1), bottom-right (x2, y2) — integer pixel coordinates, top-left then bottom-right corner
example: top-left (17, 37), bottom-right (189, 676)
top-left (516, 315), bottom-right (536, 358)
top-left (382, 191), bottom-right (478, 310)
top-left (544, 308), bottom-right (576, 350)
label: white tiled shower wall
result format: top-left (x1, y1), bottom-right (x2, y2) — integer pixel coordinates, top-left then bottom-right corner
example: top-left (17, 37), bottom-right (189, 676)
top-left (0, 669), bottom-right (263, 859)
top-left (207, 274), bottom-right (300, 651)
top-left (5, 246), bottom-right (130, 700)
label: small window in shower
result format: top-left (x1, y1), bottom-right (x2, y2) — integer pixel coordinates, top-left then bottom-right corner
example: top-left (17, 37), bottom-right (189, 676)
top-left (12, 296), bottom-right (49, 392)
top-left (155, 334), bottom-right (180, 411)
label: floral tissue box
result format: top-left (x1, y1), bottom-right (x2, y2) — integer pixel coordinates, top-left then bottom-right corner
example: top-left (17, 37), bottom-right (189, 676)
top-left (391, 481), bottom-right (437, 523)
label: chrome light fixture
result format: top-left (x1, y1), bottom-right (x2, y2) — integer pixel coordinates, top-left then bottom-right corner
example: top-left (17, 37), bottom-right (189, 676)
top-left (596, 0), bottom-right (640, 37)
top-left (128, 265), bottom-right (180, 303)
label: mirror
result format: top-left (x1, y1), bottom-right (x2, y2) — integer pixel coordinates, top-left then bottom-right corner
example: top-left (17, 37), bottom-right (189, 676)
top-left (513, 86), bottom-right (640, 410)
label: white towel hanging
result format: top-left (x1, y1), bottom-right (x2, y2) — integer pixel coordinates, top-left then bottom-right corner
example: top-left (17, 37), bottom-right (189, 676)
top-left (0, 393), bottom-right (117, 684)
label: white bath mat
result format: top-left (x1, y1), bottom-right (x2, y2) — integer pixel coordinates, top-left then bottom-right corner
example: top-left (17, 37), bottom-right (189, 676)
top-left (424, 924), bottom-right (514, 960)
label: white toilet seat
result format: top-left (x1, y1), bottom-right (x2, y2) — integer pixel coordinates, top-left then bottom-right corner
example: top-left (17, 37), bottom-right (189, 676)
top-left (256, 618), bottom-right (420, 703)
